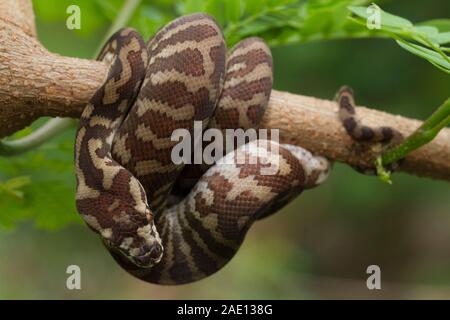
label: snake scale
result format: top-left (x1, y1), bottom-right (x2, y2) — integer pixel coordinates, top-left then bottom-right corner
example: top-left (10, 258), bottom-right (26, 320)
top-left (336, 86), bottom-right (404, 174)
top-left (75, 13), bottom-right (333, 285)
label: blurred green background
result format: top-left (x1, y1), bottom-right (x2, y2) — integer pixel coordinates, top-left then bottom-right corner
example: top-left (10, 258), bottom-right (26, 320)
top-left (0, 0), bottom-right (449, 299)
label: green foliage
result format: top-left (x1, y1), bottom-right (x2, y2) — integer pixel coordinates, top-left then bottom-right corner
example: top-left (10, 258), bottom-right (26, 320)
top-left (382, 96), bottom-right (450, 166)
top-left (347, 4), bottom-right (450, 179)
top-left (35, 0), bottom-right (376, 46)
top-left (178, 0), bottom-right (373, 46)
top-left (0, 124), bottom-right (80, 230)
top-left (0, 176), bottom-right (31, 200)
top-left (349, 4), bottom-right (450, 73)
top-left (34, 0), bottom-right (110, 36)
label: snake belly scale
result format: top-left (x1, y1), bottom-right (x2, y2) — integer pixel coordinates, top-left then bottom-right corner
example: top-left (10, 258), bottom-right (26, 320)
top-left (75, 13), bottom-right (330, 285)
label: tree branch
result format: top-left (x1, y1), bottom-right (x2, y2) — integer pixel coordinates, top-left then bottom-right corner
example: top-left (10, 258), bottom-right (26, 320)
top-left (262, 91), bottom-right (450, 181)
top-left (0, 0), bottom-right (36, 37)
top-left (1, 0), bottom-right (449, 181)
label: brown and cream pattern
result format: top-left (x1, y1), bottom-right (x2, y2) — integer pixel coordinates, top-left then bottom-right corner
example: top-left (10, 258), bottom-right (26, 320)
top-left (75, 13), bottom-right (330, 285)
top-left (336, 85), bottom-right (404, 174)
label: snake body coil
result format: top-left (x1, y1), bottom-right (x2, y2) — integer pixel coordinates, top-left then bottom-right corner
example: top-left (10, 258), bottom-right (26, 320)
top-left (75, 14), bottom-right (330, 285)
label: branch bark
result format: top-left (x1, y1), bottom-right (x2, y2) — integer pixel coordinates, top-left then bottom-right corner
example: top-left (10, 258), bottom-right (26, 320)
top-left (1, 0), bottom-right (449, 181)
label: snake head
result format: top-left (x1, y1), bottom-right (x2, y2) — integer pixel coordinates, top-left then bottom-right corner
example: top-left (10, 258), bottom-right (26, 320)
top-left (101, 206), bottom-right (164, 269)
top-left (76, 172), bottom-right (164, 268)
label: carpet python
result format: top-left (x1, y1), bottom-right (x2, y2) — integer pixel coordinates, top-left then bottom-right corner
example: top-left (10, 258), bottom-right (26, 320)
top-left (75, 13), bottom-right (333, 285)
top-left (336, 86), bottom-right (404, 174)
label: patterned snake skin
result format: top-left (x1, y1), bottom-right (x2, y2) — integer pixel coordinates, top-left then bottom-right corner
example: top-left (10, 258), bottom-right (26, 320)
top-left (75, 13), bottom-right (330, 285)
top-left (336, 86), bottom-right (404, 174)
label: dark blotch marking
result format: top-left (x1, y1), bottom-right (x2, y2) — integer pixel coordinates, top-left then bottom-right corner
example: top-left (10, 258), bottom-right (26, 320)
top-left (209, 43), bottom-right (226, 93)
top-left (148, 48), bottom-right (205, 77)
top-left (168, 227), bottom-right (193, 283)
top-left (359, 126), bottom-right (375, 141)
top-left (185, 199), bottom-right (236, 259)
top-left (381, 127), bottom-right (394, 143)
top-left (343, 117), bottom-right (357, 133)
top-left (339, 96), bottom-right (355, 115)
top-left (221, 77), bottom-right (272, 101)
top-left (178, 215), bottom-right (219, 276)
top-left (152, 24), bottom-right (219, 57)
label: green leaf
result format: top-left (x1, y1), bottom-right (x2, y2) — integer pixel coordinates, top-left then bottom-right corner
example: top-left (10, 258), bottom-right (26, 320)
top-left (204, 0), bottom-right (226, 26)
top-left (0, 187), bottom-right (24, 201)
top-left (300, 1), bottom-right (353, 39)
top-left (243, 0), bottom-right (269, 16)
top-left (225, 0), bottom-right (242, 23)
top-left (130, 5), bottom-right (172, 40)
top-left (0, 176), bottom-right (31, 200)
top-left (0, 125), bottom-right (79, 230)
top-left (182, 0), bottom-right (207, 14)
top-left (409, 25), bottom-right (450, 46)
top-left (93, 0), bottom-right (123, 21)
top-left (349, 4), bottom-right (413, 29)
top-left (413, 25), bottom-right (439, 36)
top-left (0, 197), bottom-right (32, 229)
top-left (437, 32), bottom-right (450, 45)
top-left (396, 39), bottom-right (450, 74)
top-left (418, 19), bottom-right (450, 32)
top-left (348, 4), bottom-right (450, 74)
top-left (2, 176), bottom-right (31, 191)
top-left (33, 0), bottom-right (72, 21)
top-left (26, 179), bottom-right (80, 230)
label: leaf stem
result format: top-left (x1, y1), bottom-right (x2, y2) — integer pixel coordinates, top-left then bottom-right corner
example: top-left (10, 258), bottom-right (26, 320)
top-left (382, 96), bottom-right (450, 165)
top-left (0, 0), bottom-right (142, 157)
top-left (416, 34), bottom-right (450, 65)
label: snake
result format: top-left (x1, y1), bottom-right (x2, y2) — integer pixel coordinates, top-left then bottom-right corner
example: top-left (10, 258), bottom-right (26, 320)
top-left (75, 13), bottom-right (330, 285)
top-left (336, 86), bottom-right (404, 174)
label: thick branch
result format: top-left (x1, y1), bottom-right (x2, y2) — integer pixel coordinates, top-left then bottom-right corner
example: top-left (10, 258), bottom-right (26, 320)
top-left (0, 0), bottom-right (36, 37)
top-left (0, 0), bottom-right (449, 181)
top-left (0, 18), bottom-right (106, 135)
top-left (262, 91), bottom-right (450, 181)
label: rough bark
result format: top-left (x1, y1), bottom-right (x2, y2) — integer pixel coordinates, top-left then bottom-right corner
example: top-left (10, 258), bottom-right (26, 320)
top-left (263, 91), bottom-right (450, 181)
top-left (0, 0), bottom-right (449, 181)
top-left (0, 0), bottom-right (105, 135)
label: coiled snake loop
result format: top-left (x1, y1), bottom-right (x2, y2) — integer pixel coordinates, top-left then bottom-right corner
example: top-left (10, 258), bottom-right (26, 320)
top-left (75, 13), bottom-right (330, 285)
